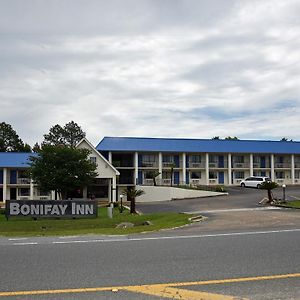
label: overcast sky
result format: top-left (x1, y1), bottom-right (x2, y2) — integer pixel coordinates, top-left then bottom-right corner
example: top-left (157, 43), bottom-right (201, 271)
top-left (1, 0), bottom-right (300, 146)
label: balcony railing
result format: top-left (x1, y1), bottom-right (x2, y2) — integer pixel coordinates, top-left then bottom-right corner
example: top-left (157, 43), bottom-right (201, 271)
top-left (209, 163), bottom-right (218, 168)
top-left (39, 196), bottom-right (51, 200)
top-left (232, 163), bottom-right (250, 168)
top-left (141, 162), bottom-right (158, 168)
top-left (17, 178), bottom-right (31, 184)
top-left (189, 162), bottom-right (205, 168)
top-left (209, 162), bottom-right (228, 168)
top-left (112, 161), bottom-right (134, 168)
top-left (274, 163), bottom-right (291, 168)
top-left (18, 196), bottom-right (30, 200)
top-left (253, 163), bottom-right (270, 168)
top-left (143, 179), bottom-right (154, 185)
top-left (162, 162), bottom-right (176, 168)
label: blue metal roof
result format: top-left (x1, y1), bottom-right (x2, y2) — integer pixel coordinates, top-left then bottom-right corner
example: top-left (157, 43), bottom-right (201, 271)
top-left (96, 137), bottom-right (300, 154)
top-left (0, 152), bottom-right (37, 168)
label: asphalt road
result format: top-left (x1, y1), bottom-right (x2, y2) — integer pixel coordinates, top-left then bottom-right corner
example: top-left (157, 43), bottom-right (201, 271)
top-left (1, 186), bottom-right (300, 299)
top-left (0, 228), bottom-right (300, 299)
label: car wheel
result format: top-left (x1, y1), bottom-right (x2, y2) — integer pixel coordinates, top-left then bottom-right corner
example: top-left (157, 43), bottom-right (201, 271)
top-left (241, 183), bottom-right (245, 187)
top-left (257, 184), bottom-right (261, 189)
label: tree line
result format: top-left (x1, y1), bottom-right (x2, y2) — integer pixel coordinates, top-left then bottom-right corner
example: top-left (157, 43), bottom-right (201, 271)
top-left (0, 121), bottom-right (85, 152)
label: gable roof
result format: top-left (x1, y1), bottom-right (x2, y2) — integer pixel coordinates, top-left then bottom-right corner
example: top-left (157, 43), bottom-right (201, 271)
top-left (0, 152), bottom-right (36, 168)
top-left (96, 137), bottom-right (300, 154)
top-left (76, 138), bottom-right (120, 175)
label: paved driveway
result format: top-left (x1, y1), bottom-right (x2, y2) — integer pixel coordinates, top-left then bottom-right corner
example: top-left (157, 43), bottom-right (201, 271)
top-left (136, 186), bottom-right (300, 233)
top-left (136, 186), bottom-right (300, 214)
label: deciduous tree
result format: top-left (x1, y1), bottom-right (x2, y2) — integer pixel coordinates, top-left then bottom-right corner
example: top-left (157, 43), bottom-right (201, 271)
top-left (28, 145), bottom-right (97, 199)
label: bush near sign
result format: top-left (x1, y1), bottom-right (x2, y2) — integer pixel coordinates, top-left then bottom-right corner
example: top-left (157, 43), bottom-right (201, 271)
top-left (5, 200), bottom-right (98, 219)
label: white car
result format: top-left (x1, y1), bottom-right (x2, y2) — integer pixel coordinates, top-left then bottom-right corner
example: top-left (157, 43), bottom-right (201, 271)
top-left (240, 176), bottom-right (270, 188)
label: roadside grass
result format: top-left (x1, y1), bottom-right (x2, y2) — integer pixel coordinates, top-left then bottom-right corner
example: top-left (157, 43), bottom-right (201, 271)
top-left (277, 200), bottom-right (300, 209)
top-left (0, 207), bottom-right (192, 237)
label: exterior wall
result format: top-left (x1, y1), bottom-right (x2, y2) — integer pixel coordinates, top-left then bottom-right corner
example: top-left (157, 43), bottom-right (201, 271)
top-left (0, 139), bottom-right (119, 203)
top-left (135, 185), bottom-right (226, 202)
top-left (76, 139), bottom-right (119, 202)
top-left (77, 140), bottom-right (117, 179)
top-left (0, 167), bottom-right (52, 202)
top-left (4, 143), bottom-right (300, 203)
top-left (109, 151), bottom-right (300, 190)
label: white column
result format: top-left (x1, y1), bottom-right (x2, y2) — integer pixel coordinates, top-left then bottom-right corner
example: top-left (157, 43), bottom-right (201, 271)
top-left (291, 154), bottom-right (295, 185)
top-left (3, 168), bottom-right (7, 203)
top-left (228, 153), bottom-right (232, 185)
top-left (112, 177), bottom-right (117, 202)
top-left (51, 190), bottom-right (55, 200)
top-left (205, 153), bottom-right (209, 185)
top-left (83, 187), bottom-right (88, 199)
top-left (134, 152), bottom-right (139, 185)
top-left (30, 179), bottom-right (34, 200)
top-left (250, 154), bottom-right (253, 176)
top-left (271, 154), bottom-right (275, 181)
top-left (108, 179), bottom-right (111, 202)
top-left (158, 152), bottom-right (163, 182)
top-left (108, 151), bottom-right (112, 163)
top-left (182, 153), bottom-right (186, 184)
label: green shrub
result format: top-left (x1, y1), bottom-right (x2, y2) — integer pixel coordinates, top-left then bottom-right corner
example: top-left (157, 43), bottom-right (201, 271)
top-left (215, 186), bottom-right (226, 192)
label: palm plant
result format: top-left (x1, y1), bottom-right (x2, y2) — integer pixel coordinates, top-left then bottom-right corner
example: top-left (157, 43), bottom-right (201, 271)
top-left (260, 181), bottom-right (279, 203)
top-left (122, 188), bottom-right (145, 214)
top-left (149, 170), bottom-right (161, 186)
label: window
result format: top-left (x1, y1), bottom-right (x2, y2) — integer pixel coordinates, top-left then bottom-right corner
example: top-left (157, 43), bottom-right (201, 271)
top-left (253, 156), bottom-right (260, 163)
top-left (90, 157), bottom-right (97, 164)
top-left (163, 155), bottom-right (174, 163)
top-left (143, 155), bottom-right (156, 163)
top-left (162, 172), bottom-right (171, 179)
top-left (234, 172), bottom-right (244, 179)
top-left (18, 188), bottom-right (30, 196)
top-left (37, 189), bottom-right (49, 196)
top-left (209, 172), bottom-right (217, 179)
top-left (275, 156), bottom-right (284, 163)
top-left (190, 155), bottom-right (201, 163)
top-left (275, 172), bottom-right (284, 179)
top-left (233, 156), bottom-right (244, 163)
top-left (191, 172), bottom-right (201, 179)
top-left (144, 171), bottom-right (154, 179)
top-left (209, 155), bottom-right (217, 163)
top-left (18, 170), bottom-right (28, 178)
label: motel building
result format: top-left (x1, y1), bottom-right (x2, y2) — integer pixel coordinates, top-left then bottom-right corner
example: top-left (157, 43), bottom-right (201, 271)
top-left (1, 136), bottom-right (300, 203)
top-left (0, 139), bottom-right (119, 203)
top-left (96, 137), bottom-right (300, 192)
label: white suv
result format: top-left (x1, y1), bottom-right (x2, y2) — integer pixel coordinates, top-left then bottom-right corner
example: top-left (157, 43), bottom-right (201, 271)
top-left (240, 176), bottom-right (270, 188)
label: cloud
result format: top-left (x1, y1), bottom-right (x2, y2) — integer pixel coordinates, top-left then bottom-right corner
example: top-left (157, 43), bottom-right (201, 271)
top-left (0, 0), bottom-right (300, 146)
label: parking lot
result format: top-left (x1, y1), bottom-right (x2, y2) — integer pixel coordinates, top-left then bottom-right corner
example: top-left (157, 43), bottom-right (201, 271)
top-left (136, 186), bottom-right (300, 234)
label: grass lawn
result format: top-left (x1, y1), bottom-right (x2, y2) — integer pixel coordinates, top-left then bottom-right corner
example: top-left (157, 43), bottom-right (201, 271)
top-left (278, 200), bottom-right (300, 209)
top-left (0, 207), bottom-right (192, 237)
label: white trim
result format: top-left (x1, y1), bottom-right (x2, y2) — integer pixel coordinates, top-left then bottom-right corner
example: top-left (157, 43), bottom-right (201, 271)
top-left (76, 138), bottom-right (120, 176)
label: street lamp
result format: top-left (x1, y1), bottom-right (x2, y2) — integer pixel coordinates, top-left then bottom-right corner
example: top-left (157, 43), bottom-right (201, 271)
top-left (120, 194), bottom-right (124, 213)
top-left (282, 184), bottom-right (286, 202)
